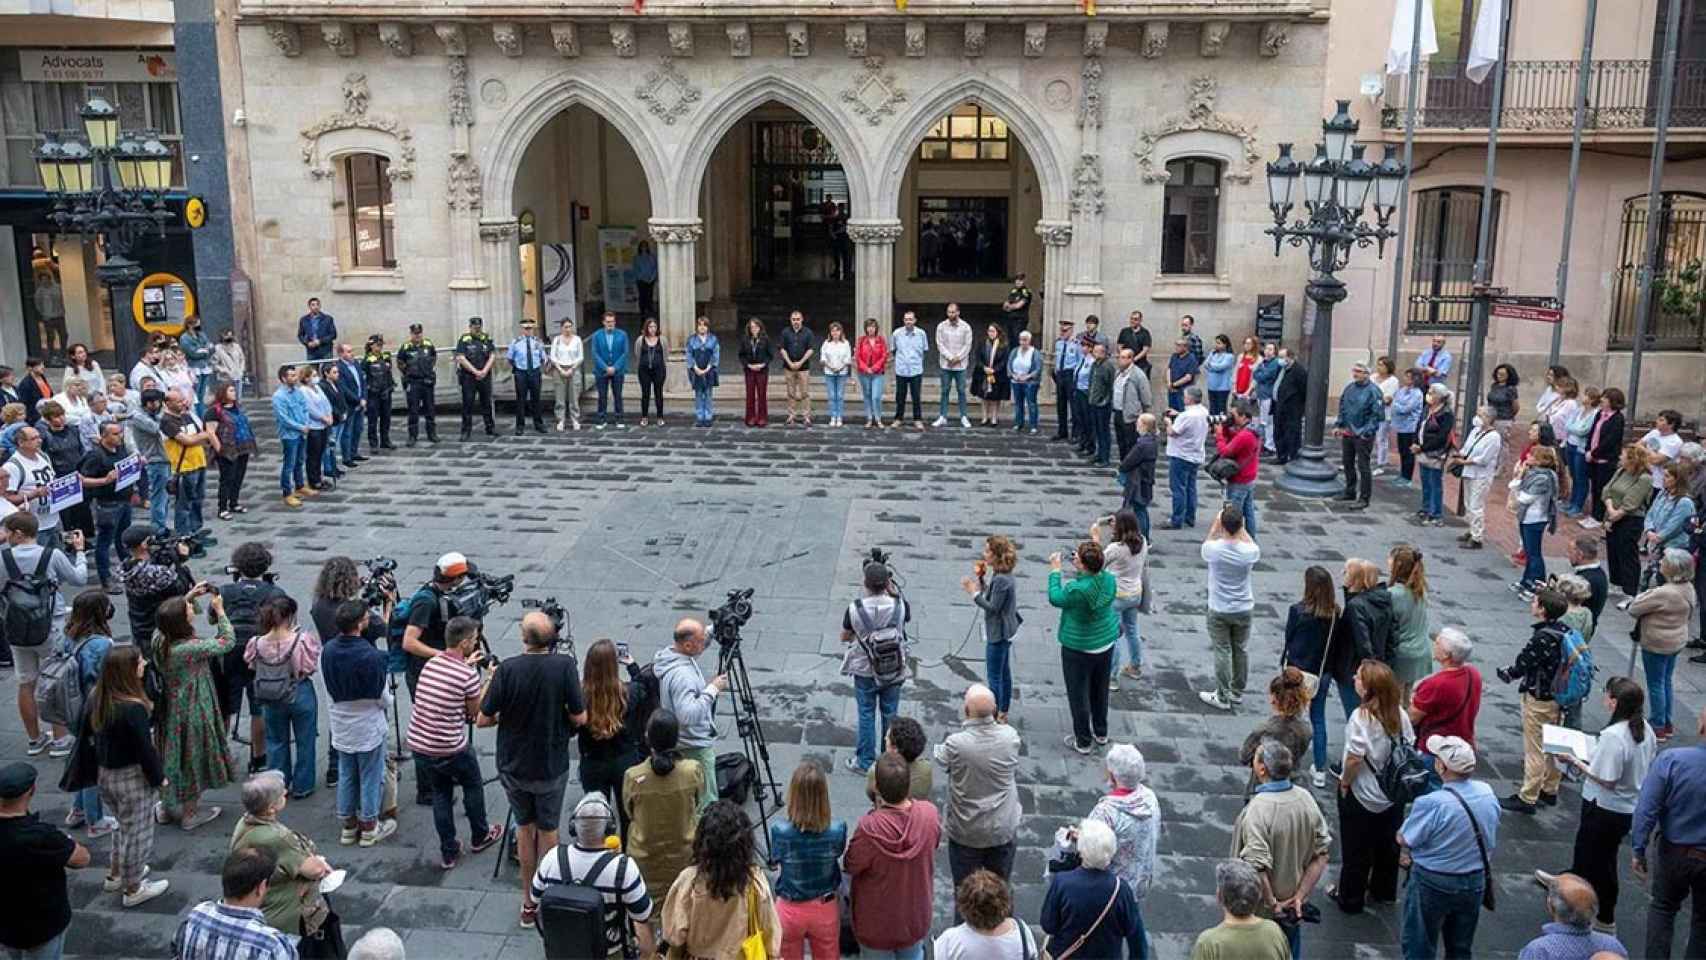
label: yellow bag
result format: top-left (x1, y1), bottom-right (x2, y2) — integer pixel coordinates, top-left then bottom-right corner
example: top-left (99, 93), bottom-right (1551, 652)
top-left (739, 883), bottom-right (767, 960)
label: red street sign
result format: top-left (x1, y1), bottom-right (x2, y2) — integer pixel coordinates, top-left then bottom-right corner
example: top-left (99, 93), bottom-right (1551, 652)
top-left (1490, 298), bottom-right (1563, 324)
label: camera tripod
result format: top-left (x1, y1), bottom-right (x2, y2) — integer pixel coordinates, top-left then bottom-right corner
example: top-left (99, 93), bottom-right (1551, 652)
top-left (718, 639), bottom-right (783, 857)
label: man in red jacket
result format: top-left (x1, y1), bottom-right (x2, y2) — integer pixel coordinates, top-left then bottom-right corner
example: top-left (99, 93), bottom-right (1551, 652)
top-left (845, 753), bottom-right (942, 958)
top-left (1215, 399), bottom-right (1261, 537)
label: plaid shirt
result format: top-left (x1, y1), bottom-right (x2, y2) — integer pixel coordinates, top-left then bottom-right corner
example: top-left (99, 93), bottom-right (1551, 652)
top-left (177, 901), bottom-right (297, 960)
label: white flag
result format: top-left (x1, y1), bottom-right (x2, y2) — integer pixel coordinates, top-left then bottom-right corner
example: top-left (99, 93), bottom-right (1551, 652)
top-left (1465, 0), bottom-right (1505, 84)
top-left (1385, 0), bottom-right (1439, 76)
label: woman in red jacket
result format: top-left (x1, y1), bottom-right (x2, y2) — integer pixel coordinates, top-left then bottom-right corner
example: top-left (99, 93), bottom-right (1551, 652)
top-left (855, 318), bottom-right (889, 429)
top-left (1234, 335), bottom-right (1261, 401)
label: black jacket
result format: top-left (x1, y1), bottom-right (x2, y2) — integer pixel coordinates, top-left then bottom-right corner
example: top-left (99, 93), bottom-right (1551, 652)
top-left (1506, 620), bottom-right (1565, 700)
top-left (1120, 434), bottom-right (1158, 506)
top-left (1344, 585), bottom-right (1393, 665)
top-left (1282, 603), bottom-right (1355, 684)
top-left (1588, 410), bottom-right (1625, 465)
top-left (18, 374), bottom-right (50, 423)
top-left (1418, 408), bottom-right (1456, 457)
top-left (1274, 364), bottom-right (1308, 418)
top-left (1578, 565), bottom-right (1610, 630)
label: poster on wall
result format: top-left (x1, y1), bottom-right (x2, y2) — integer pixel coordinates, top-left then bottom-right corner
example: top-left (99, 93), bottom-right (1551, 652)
top-left (598, 227), bottom-right (638, 314)
top-left (540, 243), bottom-right (578, 330)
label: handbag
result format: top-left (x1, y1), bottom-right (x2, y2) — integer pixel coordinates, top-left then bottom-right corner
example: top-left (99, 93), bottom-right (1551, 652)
top-left (1285, 612), bottom-right (1335, 701)
top-left (739, 880), bottom-right (768, 960)
top-left (1042, 877), bottom-right (1122, 960)
top-left (1444, 787), bottom-right (1497, 911)
top-left (164, 442), bottom-right (188, 497)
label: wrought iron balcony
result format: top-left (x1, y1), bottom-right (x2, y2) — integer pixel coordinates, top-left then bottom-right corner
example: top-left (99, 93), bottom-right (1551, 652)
top-left (1381, 59), bottom-right (1706, 132)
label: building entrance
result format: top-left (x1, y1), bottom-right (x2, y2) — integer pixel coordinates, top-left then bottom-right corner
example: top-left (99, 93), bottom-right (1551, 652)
top-left (750, 120), bottom-right (851, 283)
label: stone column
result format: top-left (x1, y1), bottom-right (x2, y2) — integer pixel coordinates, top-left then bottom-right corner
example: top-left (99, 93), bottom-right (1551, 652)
top-left (477, 219), bottom-right (522, 344)
top-left (848, 219), bottom-right (903, 335)
top-left (1036, 220), bottom-right (1072, 401)
top-left (648, 217), bottom-right (702, 391)
top-left (1067, 53), bottom-right (1107, 320)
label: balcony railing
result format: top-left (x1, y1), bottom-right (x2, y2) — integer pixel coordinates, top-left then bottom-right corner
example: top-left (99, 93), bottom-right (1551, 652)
top-left (1382, 59), bottom-right (1706, 132)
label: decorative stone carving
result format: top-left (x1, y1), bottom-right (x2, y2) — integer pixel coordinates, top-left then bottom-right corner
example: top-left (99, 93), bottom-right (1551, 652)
top-left (1024, 23), bottom-right (1047, 58)
top-left (846, 222), bottom-right (905, 243)
top-left (726, 23), bottom-right (751, 58)
top-left (1142, 22), bottom-right (1169, 59)
top-left (1044, 78), bottom-right (1073, 111)
top-left (478, 221), bottom-right (518, 242)
top-left (668, 23), bottom-right (694, 58)
top-left (841, 56), bottom-right (907, 126)
top-left (492, 23), bottom-right (522, 58)
top-left (844, 23), bottom-right (867, 58)
top-left (321, 23), bottom-right (356, 58)
top-left (1034, 221), bottom-right (1073, 246)
top-left (1134, 76), bottom-right (1262, 184)
top-left (786, 22), bottom-right (809, 58)
top-left (1082, 21), bottom-right (1108, 57)
top-left (480, 78), bottom-right (507, 107)
top-left (648, 222), bottom-right (704, 244)
top-left (377, 23), bottom-right (412, 57)
top-left (434, 23), bottom-right (466, 56)
top-left (448, 55), bottom-right (473, 127)
top-left (264, 23), bottom-right (302, 58)
top-left (1260, 22), bottom-right (1290, 57)
top-left (610, 23), bottom-right (636, 58)
top-left (550, 23), bottom-right (579, 58)
top-left (1200, 22), bottom-right (1230, 58)
top-left (963, 22), bottom-right (986, 58)
top-left (635, 57), bottom-right (701, 125)
top-left (299, 72), bottom-right (416, 181)
top-left (447, 151), bottom-right (481, 211)
top-left (1070, 154), bottom-right (1105, 216)
top-left (1077, 57), bottom-right (1102, 129)
top-left (905, 22), bottom-right (927, 57)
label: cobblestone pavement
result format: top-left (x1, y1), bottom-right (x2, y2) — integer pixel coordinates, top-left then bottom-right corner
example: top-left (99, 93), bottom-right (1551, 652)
top-left (2, 414), bottom-right (1695, 959)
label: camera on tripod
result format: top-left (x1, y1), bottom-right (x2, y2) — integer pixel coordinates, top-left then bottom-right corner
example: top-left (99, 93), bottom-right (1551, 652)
top-left (520, 596), bottom-right (575, 658)
top-left (710, 588), bottom-right (754, 647)
top-left (360, 556), bottom-right (398, 607)
top-left (444, 565), bottom-right (516, 621)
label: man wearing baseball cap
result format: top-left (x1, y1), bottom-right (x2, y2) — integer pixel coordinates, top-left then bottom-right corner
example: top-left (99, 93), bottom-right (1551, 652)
top-left (0, 761), bottom-right (95, 958)
top-left (1396, 735), bottom-right (1500, 958)
top-left (1051, 318), bottom-right (1082, 442)
top-left (398, 552), bottom-right (472, 804)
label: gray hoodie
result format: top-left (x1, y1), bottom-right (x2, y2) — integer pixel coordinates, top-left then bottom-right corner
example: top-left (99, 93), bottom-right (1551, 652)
top-left (653, 645), bottom-right (719, 748)
top-left (1088, 786), bottom-right (1160, 899)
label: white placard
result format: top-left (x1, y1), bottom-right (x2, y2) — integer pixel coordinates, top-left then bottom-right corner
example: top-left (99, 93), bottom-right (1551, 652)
top-left (47, 473), bottom-right (82, 513)
top-left (20, 50), bottom-right (178, 84)
top-left (1542, 724), bottom-right (1596, 765)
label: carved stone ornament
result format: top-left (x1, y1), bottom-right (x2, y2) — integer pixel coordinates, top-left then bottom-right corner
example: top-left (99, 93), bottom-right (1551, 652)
top-left (648, 222), bottom-right (704, 244)
top-left (1070, 154), bottom-right (1105, 216)
top-left (299, 73), bottom-right (416, 181)
top-left (726, 23), bottom-right (751, 58)
top-left (321, 23), bottom-right (356, 58)
top-left (1034, 221), bottom-right (1073, 246)
top-left (1200, 22), bottom-right (1230, 58)
top-left (1142, 22), bottom-right (1169, 59)
top-left (1077, 56), bottom-right (1103, 129)
top-left (265, 22), bottom-right (302, 58)
top-left (668, 23), bottom-right (694, 58)
top-left (846, 222), bottom-right (904, 243)
top-left (635, 57), bottom-right (701, 125)
top-left (1083, 21), bottom-right (1108, 57)
top-left (448, 55), bottom-right (473, 128)
top-left (963, 22), bottom-right (986, 58)
top-left (1024, 23), bottom-right (1047, 58)
top-left (478, 221), bottom-right (519, 242)
top-left (1134, 76), bottom-right (1261, 184)
top-left (377, 23), bottom-right (412, 58)
top-left (905, 22), bottom-right (927, 58)
top-left (841, 56), bottom-right (907, 126)
top-left (492, 23), bottom-right (523, 58)
top-left (434, 23), bottom-right (466, 56)
top-left (787, 22), bottom-right (810, 58)
top-left (1260, 22), bottom-right (1290, 57)
top-left (551, 23), bottom-right (580, 58)
top-left (447, 151), bottom-right (481, 211)
top-left (610, 23), bottom-right (636, 58)
top-left (844, 23), bottom-right (867, 58)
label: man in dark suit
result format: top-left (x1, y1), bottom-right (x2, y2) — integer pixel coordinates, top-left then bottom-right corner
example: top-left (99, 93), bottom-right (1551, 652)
top-left (334, 342), bottom-right (368, 466)
top-left (297, 297), bottom-right (337, 361)
top-left (1271, 347), bottom-right (1307, 465)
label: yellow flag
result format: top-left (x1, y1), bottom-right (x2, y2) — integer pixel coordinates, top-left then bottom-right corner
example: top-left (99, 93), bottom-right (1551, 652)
top-left (895, 0), bottom-right (907, 9)
top-left (1083, 0), bottom-right (1096, 14)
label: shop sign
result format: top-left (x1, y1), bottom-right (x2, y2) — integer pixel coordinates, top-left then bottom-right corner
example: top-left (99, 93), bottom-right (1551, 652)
top-left (20, 50), bottom-right (177, 84)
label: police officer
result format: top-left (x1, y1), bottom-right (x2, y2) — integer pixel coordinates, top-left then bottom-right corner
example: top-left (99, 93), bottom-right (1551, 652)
top-left (454, 316), bottom-right (497, 441)
top-left (395, 323), bottom-right (439, 446)
top-left (506, 318), bottom-right (547, 435)
top-left (361, 334), bottom-right (397, 450)
top-left (1001, 272), bottom-right (1033, 349)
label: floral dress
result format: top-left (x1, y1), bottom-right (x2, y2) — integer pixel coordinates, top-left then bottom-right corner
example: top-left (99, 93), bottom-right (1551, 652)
top-left (153, 614), bottom-right (237, 813)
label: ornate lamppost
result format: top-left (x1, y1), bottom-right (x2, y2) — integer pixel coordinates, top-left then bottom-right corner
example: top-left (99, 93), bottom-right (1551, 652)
top-left (1264, 100), bottom-right (1407, 497)
top-left (34, 97), bottom-right (176, 370)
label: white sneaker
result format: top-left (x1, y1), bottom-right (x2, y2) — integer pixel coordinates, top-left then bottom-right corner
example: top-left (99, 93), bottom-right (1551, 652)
top-left (1310, 769), bottom-right (1326, 789)
top-left (960, 416), bottom-right (972, 428)
top-left (64, 809), bottom-right (87, 829)
top-left (932, 416), bottom-right (948, 427)
top-left (1578, 517), bottom-right (1601, 529)
top-left (87, 816), bottom-right (118, 839)
top-left (1197, 690), bottom-right (1235, 711)
top-left (104, 865), bottom-right (150, 892)
top-left (48, 736), bottom-right (73, 758)
top-left (360, 818), bottom-right (399, 847)
top-left (122, 878), bottom-right (169, 908)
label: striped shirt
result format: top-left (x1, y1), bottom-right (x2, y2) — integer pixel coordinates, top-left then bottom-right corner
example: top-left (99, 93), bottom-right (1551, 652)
top-left (176, 901), bottom-right (297, 960)
top-left (406, 653), bottom-right (480, 756)
top-left (531, 844), bottom-right (653, 954)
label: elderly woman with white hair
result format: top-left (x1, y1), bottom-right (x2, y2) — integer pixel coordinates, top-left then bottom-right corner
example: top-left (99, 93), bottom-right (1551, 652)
top-left (1041, 817), bottom-right (1141, 960)
top-left (1629, 548), bottom-right (1699, 742)
top-left (1413, 382), bottom-right (1456, 525)
top-left (1190, 860), bottom-right (1291, 959)
top-left (348, 928), bottom-right (405, 960)
top-left (1087, 743), bottom-right (1160, 959)
top-left (1409, 628), bottom-right (1483, 761)
top-left (229, 770), bottom-right (343, 957)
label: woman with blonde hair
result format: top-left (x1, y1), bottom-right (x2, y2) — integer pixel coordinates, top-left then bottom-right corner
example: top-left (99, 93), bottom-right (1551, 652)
top-left (1342, 559), bottom-right (1393, 676)
top-left (820, 321), bottom-right (853, 428)
top-left (1092, 511), bottom-right (1148, 692)
top-left (1514, 444), bottom-right (1562, 596)
top-left (50, 374), bottom-right (93, 425)
top-left (1604, 443), bottom-right (1653, 595)
top-left (962, 534), bottom-right (1022, 721)
top-left (1329, 660), bottom-right (1412, 914)
top-left (768, 762), bottom-right (847, 960)
top-left (578, 638), bottom-right (647, 838)
top-left (1237, 668), bottom-right (1313, 796)
top-left (1387, 545), bottom-right (1431, 698)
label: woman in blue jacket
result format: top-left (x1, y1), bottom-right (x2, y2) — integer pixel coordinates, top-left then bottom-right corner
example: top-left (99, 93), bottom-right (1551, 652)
top-left (1389, 368), bottom-right (1426, 486)
top-left (686, 316), bottom-right (720, 426)
top-left (1203, 335), bottom-right (1236, 417)
top-left (769, 761), bottom-right (847, 960)
top-left (1251, 343), bottom-right (1281, 454)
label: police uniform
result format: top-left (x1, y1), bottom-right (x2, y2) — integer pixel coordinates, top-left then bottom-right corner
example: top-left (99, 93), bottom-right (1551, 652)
top-left (395, 334), bottom-right (439, 444)
top-left (1003, 282), bottom-right (1033, 348)
top-left (455, 326), bottom-right (497, 438)
top-left (361, 344), bottom-right (397, 448)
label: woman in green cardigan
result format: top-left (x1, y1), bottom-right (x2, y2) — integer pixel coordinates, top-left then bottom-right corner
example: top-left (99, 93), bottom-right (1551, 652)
top-left (1049, 541), bottom-right (1120, 754)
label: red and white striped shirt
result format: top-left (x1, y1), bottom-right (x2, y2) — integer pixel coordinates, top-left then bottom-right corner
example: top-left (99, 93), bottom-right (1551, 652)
top-left (406, 653), bottom-right (480, 757)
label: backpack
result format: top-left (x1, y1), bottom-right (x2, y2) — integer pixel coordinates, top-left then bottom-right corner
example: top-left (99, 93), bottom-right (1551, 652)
top-left (1377, 730), bottom-right (1435, 806)
top-left (852, 597), bottom-right (907, 690)
top-left (1552, 625), bottom-right (1596, 709)
top-left (37, 634), bottom-right (96, 728)
top-left (221, 580), bottom-right (274, 644)
top-left (251, 633), bottom-right (303, 706)
top-left (1, 547), bottom-right (58, 648)
top-left (715, 752), bottom-right (755, 805)
top-left (387, 585), bottom-right (436, 674)
top-left (537, 847), bottom-right (625, 960)
top-left (634, 662), bottom-right (662, 726)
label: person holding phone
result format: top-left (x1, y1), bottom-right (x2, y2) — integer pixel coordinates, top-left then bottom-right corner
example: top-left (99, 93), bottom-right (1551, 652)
top-left (578, 638), bottom-right (648, 841)
top-left (152, 584), bottom-right (237, 830)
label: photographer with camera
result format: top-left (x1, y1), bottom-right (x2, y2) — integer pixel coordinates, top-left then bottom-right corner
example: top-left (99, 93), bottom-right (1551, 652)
top-left (1214, 399), bottom-right (1261, 537)
top-left (399, 553), bottom-right (472, 805)
top-left (118, 525), bottom-right (193, 644)
top-left (477, 611), bottom-right (587, 928)
top-left (841, 558), bottom-right (912, 775)
top-left (218, 543), bottom-right (288, 775)
top-left (653, 619), bottom-right (727, 810)
top-left (407, 616), bottom-right (501, 869)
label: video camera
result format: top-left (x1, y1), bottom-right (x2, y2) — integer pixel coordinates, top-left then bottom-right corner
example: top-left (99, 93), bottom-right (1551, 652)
top-left (360, 556), bottom-right (398, 608)
top-left (443, 564), bottom-right (516, 622)
top-left (710, 587), bottom-right (754, 648)
top-left (223, 564), bottom-right (279, 584)
top-left (149, 534), bottom-right (197, 567)
top-left (521, 596), bottom-right (566, 637)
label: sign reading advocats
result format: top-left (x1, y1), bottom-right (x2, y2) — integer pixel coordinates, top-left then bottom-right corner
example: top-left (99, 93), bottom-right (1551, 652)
top-left (20, 50), bottom-right (177, 84)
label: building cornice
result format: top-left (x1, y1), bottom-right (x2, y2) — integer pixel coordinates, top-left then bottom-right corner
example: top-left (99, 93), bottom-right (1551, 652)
top-left (237, 2), bottom-right (1328, 23)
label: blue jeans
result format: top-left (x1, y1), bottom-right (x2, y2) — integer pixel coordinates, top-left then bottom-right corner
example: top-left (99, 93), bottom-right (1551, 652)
top-left (336, 740), bottom-right (386, 824)
top-left (1420, 466), bottom-right (1445, 519)
top-left (1091, 405), bottom-right (1113, 464)
top-left (825, 373), bottom-right (847, 420)
top-left (1225, 482), bottom-right (1258, 536)
top-left (92, 501), bottom-right (131, 583)
top-left (1567, 446), bottom-right (1591, 513)
top-left (1282, 920), bottom-right (1302, 960)
top-left (193, 372), bottom-right (212, 416)
top-left (278, 437), bottom-right (305, 496)
top-left (596, 371), bottom-right (625, 422)
top-left (341, 408), bottom-right (364, 462)
top-left (693, 385), bottom-right (713, 423)
top-left (145, 462), bottom-right (171, 530)
top-left (1168, 456), bottom-right (1199, 527)
top-left (1520, 521), bottom-right (1547, 586)
top-left (853, 674), bottom-right (901, 771)
top-left (985, 641), bottom-right (1012, 715)
top-left (1310, 675), bottom-right (1362, 769)
top-left (938, 369), bottom-right (967, 419)
top-left (858, 373), bottom-right (884, 421)
top-left (323, 422), bottom-right (343, 475)
top-left (1644, 649), bottom-right (1678, 729)
top-left (173, 469), bottom-right (206, 537)
top-left (424, 746), bottom-right (491, 861)
top-left (1112, 595), bottom-right (1142, 673)
top-left (856, 942), bottom-right (923, 960)
top-left (75, 783), bottom-right (104, 823)
top-left (5, 928), bottom-right (65, 960)
top-left (263, 680), bottom-right (319, 797)
top-left (1128, 906), bottom-right (1150, 960)
top-left (1401, 866), bottom-right (1485, 959)
top-left (1012, 381), bottom-right (1038, 429)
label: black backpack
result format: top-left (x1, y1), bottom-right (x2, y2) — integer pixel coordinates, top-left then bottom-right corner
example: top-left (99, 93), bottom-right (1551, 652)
top-left (1, 547), bottom-right (57, 648)
top-left (537, 848), bottom-right (625, 960)
top-left (221, 580), bottom-right (274, 644)
top-left (716, 752), bottom-right (755, 805)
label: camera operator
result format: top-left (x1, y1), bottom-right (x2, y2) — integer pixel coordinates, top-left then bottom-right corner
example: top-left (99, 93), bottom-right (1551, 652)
top-left (218, 542), bottom-right (288, 775)
top-left (310, 557), bottom-right (394, 654)
top-left (117, 525), bottom-right (193, 643)
top-left (476, 611), bottom-right (587, 928)
top-left (840, 560), bottom-right (912, 776)
top-left (653, 619), bottom-right (727, 811)
top-left (399, 553), bottom-right (470, 805)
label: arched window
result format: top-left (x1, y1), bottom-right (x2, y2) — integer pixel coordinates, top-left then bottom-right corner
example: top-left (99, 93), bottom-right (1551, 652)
top-left (337, 153), bottom-right (396, 270)
top-left (1160, 158), bottom-right (1221, 275)
top-left (1610, 192), bottom-right (1706, 350)
top-left (1406, 186), bottom-right (1503, 331)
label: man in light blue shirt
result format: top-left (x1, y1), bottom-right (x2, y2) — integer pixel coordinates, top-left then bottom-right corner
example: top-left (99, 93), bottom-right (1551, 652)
top-left (890, 311), bottom-right (929, 430)
top-left (506, 319), bottom-right (547, 435)
top-left (1052, 319), bottom-right (1083, 442)
top-left (1418, 335), bottom-right (1453, 387)
top-left (269, 366), bottom-right (312, 506)
top-left (1398, 735), bottom-right (1500, 960)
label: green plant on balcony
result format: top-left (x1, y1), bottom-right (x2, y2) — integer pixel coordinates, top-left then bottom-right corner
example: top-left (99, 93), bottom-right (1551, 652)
top-left (1652, 259), bottom-right (1706, 319)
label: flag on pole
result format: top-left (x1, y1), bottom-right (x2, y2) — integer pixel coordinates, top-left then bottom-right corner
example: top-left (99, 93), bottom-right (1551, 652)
top-left (1465, 0), bottom-right (1505, 83)
top-left (1385, 0), bottom-right (1439, 75)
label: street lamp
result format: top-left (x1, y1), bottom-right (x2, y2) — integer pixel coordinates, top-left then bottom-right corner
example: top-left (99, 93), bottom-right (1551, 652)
top-left (1264, 100), bottom-right (1405, 497)
top-left (34, 98), bottom-right (175, 369)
